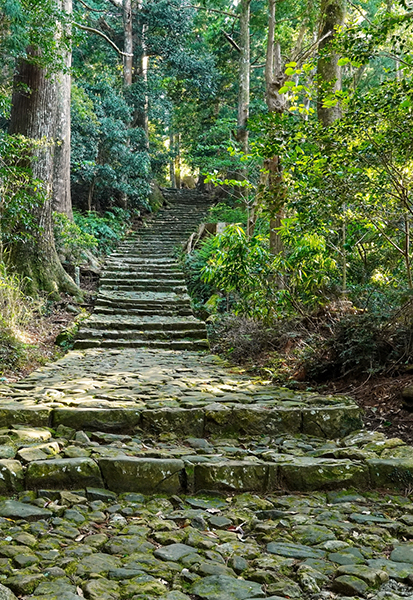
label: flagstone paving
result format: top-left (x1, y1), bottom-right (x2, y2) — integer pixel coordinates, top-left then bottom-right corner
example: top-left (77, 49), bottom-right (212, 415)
top-left (0, 190), bottom-right (413, 598)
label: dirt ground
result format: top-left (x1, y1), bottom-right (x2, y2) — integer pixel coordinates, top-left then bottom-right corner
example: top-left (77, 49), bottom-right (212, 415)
top-left (323, 374), bottom-right (413, 445)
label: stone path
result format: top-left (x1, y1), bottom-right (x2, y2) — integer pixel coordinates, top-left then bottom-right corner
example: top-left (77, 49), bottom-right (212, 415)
top-left (75, 190), bottom-right (210, 351)
top-left (0, 190), bottom-right (413, 599)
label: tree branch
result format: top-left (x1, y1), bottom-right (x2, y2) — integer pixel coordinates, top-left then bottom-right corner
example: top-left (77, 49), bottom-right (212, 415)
top-left (107, 0), bottom-right (122, 7)
top-left (346, 0), bottom-right (375, 26)
top-left (73, 22), bottom-right (133, 56)
top-left (294, 30), bottom-right (333, 64)
top-left (76, 0), bottom-right (106, 12)
top-left (222, 30), bottom-right (241, 52)
top-left (184, 4), bottom-right (238, 18)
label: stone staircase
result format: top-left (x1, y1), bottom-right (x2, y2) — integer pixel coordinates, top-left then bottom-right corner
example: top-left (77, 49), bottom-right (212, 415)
top-left (74, 189), bottom-right (210, 351)
top-left (0, 190), bottom-right (409, 498)
top-left (0, 190), bottom-right (412, 599)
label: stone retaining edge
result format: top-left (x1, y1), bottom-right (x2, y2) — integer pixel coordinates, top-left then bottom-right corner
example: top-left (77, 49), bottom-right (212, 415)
top-left (0, 455), bottom-right (413, 495)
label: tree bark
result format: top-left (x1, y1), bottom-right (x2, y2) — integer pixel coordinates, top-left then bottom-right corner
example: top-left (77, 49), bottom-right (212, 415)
top-left (135, 0), bottom-right (149, 148)
top-left (317, 0), bottom-right (346, 127)
top-left (236, 0), bottom-right (250, 155)
top-left (53, 0), bottom-right (73, 219)
top-left (169, 129), bottom-right (176, 188)
top-left (123, 0), bottom-right (133, 87)
top-left (174, 134), bottom-right (181, 189)
top-left (9, 47), bottom-right (79, 297)
top-left (265, 0), bottom-right (286, 255)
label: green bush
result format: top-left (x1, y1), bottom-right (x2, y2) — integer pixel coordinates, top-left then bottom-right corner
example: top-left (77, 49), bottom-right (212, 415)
top-left (53, 212), bottom-right (98, 265)
top-left (207, 314), bottom-right (275, 363)
top-left (54, 208), bottom-right (133, 263)
top-left (73, 208), bottom-right (132, 256)
top-left (207, 202), bottom-right (247, 225)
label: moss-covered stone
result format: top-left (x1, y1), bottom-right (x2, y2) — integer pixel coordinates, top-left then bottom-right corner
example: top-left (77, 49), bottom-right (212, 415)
top-left (279, 457), bottom-right (369, 491)
top-left (191, 574), bottom-right (265, 599)
top-left (194, 461), bottom-right (269, 493)
top-left (52, 408), bottom-right (142, 433)
top-left (141, 408), bottom-right (204, 437)
top-left (25, 457), bottom-right (102, 489)
top-left (0, 406), bottom-right (51, 427)
top-left (4, 574), bottom-right (45, 595)
top-left (302, 405), bottom-right (363, 438)
top-left (82, 578), bottom-right (120, 600)
top-left (99, 457), bottom-right (184, 493)
top-left (368, 458), bottom-right (413, 490)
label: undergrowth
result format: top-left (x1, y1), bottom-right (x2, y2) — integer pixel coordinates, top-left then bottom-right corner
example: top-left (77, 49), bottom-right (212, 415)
top-left (207, 305), bottom-right (413, 387)
top-left (54, 207), bottom-right (134, 265)
top-left (0, 263), bottom-right (39, 375)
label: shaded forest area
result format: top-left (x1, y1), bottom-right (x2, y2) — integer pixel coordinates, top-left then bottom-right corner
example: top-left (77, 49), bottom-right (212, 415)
top-left (1, 0), bottom-right (413, 436)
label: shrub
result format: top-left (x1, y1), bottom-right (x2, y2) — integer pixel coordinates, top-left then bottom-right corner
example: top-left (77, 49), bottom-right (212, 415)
top-left (208, 314), bottom-right (275, 363)
top-left (302, 312), bottom-right (413, 381)
top-left (73, 208), bottom-right (132, 255)
top-left (53, 212), bottom-right (97, 265)
top-left (54, 208), bottom-right (133, 263)
top-left (0, 262), bottom-right (38, 375)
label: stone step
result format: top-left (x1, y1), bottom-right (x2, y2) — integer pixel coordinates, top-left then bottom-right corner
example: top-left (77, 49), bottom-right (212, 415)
top-left (76, 327), bottom-right (206, 341)
top-left (104, 259), bottom-right (182, 277)
top-left (100, 276), bottom-right (185, 284)
top-left (119, 239), bottom-right (188, 246)
top-left (105, 259), bottom-right (180, 267)
top-left (73, 338), bottom-right (209, 350)
top-left (85, 316), bottom-right (206, 332)
top-left (94, 301), bottom-right (193, 315)
top-left (99, 283), bottom-right (188, 293)
top-left (96, 306), bottom-right (193, 316)
top-left (114, 253), bottom-right (183, 259)
top-left (95, 295), bottom-right (192, 308)
top-left (101, 272), bottom-right (185, 281)
top-left (0, 418), bottom-right (410, 493)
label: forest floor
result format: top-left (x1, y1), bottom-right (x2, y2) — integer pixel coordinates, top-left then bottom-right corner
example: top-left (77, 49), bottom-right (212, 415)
top-left (2, 303), bottom-right (79, 383)
top-left (324, 374), bottom-right (413, 446)
top-left (1, 269), bottom-right (98, 383)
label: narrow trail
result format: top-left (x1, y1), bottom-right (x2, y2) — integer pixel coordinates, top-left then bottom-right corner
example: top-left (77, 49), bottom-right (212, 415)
top-left (0, 190), bottom-right (412, 599)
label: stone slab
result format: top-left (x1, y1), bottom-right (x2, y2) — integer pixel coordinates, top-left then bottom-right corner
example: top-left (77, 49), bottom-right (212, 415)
top-left (0, 499), bottom-right (52, 521)
top-left (141, 408), bottom-right (204, 437)
top-left (278, 458), bottom-right (369, 491)
top-left (302, 405), bottom-right (363, 438)
top-left (194, 461), bottom-right (269, 493)
top-left (52, 408), bottom-right (142, 432)
top-left (0, 405), bottom-right (51, 427)
top-left (25, 458), bottom-right (103, 489)
top-left (368, 458), bottom-right (413, 490)
top-left (99, 457), bottom-right (184, 493)
top-left (0, 460), bottom-right (24, 493)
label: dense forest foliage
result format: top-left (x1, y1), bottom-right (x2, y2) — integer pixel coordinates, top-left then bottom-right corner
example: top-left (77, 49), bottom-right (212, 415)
top-left (1, 0), bottom-right (413, 386)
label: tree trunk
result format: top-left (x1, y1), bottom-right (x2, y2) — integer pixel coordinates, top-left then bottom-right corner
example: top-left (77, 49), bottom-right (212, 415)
top-left (53, 0), bottom-right (73, 219)
top-left (174, 134), bottom-right (181, 189)
top-left (236, 0), bottom-right (250, 155)
top-left (265, 0), bottom-right (286, 254)
top-left (169, 129), bottom-right (176, 188)
top-left (135, 0), bottom-right (149, 148)
top-left (317, 0), bottom-right (346, 127)
top-left (123, 0), bottom-right (133, 87)
top-left (9, 47), bottom-right (79, 298)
